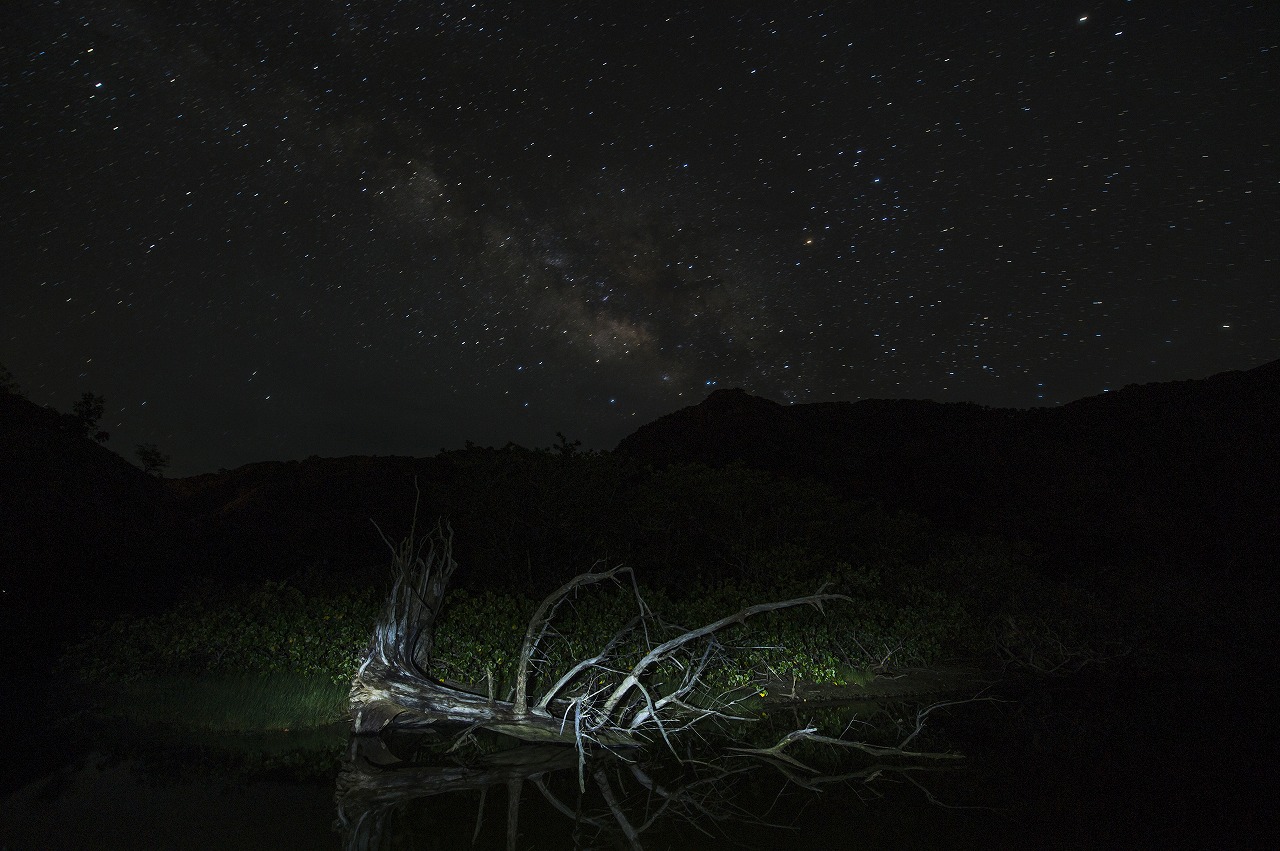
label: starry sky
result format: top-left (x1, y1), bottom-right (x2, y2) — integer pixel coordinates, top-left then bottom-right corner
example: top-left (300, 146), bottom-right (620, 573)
top-left (4, 1), bottom-right (1277, 476)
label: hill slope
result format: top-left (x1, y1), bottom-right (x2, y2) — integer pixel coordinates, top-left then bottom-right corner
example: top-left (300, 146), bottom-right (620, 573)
top-left (1, 390), bottom-right (180, 670)
top-left (615, 361), bottom-right (1280, 579)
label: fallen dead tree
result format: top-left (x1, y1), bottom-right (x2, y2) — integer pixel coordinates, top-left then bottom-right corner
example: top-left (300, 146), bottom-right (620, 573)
top-left (348, 519), bottom-right (848, 758)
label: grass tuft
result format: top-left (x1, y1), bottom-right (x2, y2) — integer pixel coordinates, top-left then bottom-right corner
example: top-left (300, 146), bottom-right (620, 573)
top-left (95, 672), bottom-right (349, 732)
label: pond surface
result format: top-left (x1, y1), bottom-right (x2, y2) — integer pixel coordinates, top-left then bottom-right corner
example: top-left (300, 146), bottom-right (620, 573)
top-left (1, 669), bottom-right (1267, 850)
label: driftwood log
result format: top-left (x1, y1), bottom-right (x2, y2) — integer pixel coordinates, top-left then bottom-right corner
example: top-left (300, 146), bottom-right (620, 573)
top-left (348, 520), bottom-right (847, 756)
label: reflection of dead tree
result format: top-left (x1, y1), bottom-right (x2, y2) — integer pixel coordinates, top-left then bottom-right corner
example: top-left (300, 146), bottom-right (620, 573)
top-left (348, 520), bottom-right (847, 763)
top-left (336, 732), bottom-right (802, 851)
top-left (336, 728), bottom-right (741, 849)
top-left (335, 717), bottom-right (970, 851)
top-left (726, 699), bottom-right (965, 791)
top-left (336, 735), bottom-right (583, 851)
top-left (730, 725), bottom-right (961, 768)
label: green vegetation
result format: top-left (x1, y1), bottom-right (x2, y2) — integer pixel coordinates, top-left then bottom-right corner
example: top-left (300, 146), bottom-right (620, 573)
top-left (92, 672), bottom-right (350, 732)
top-left (70, 563), bottom-right (972, 694)
top-left (66, 584), bottom-right (367, 732)
top-left (66, 557), bottom-right (1063, 736)
top-left (64, 457), bottom-right (1132, 732)
top-left (70, 581), bottom-right (378, 685)
top-left (66, 568), bottom-right (1120, 732)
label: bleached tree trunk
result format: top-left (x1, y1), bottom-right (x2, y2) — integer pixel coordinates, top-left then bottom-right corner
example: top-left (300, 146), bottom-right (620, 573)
top-left (349, 521), bottom-right (846, 754)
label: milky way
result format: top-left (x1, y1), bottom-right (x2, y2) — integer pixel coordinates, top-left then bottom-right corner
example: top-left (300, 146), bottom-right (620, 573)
top-left (4, 2), bottom-right (1277, 474)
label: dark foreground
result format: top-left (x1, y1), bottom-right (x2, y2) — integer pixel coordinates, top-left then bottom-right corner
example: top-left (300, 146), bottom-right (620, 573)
top-left (1, 663), bottom-right (1270, 850)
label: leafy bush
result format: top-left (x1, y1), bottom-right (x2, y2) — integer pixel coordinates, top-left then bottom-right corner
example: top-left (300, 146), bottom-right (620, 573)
top-left (68, 562), bottom-right (974, 698)
top-left (70, 581), bottom-right (379, 684)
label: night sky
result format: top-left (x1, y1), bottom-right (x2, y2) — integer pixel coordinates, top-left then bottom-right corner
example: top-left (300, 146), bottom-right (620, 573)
top-left (4, 1), bottom-right (1277, 476)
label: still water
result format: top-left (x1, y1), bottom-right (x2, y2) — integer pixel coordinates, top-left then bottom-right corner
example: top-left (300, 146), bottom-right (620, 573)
top-left (0, 671), bottom-right (1266, 849)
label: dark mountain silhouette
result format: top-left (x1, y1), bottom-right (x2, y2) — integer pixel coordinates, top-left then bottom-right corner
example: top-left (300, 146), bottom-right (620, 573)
top-left (1, 390), bottom-right (184, 672)
top-left (616, 361), bottom-right (1280, 582)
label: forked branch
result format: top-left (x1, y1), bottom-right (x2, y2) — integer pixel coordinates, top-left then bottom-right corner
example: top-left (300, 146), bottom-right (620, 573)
top-left (512, 565), bottom-right (632, 714)
top-left (601, 591), bottom-right (851, 724)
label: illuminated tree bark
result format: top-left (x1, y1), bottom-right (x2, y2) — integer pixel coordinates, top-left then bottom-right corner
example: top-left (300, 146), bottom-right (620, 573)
top-left (348, 522), bottom-right (846, 756)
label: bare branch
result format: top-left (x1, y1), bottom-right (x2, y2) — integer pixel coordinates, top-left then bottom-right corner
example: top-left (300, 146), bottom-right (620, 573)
top-left (601, 591), bottom-right (850, 720)
top-left (594, 769), bottom-right (645, 851)
top-left (512, 564), bottom-right (632, 715)
top-left (534, 615), bottom-right (642, 712)
top-left (726, 723), bottom-right (962, 782)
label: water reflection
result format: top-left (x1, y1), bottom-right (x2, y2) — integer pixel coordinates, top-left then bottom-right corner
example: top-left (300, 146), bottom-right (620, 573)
top-left (335, 700), bottom-right (973, 851)
top-left (3, 673), bottom-right (1260, 849)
